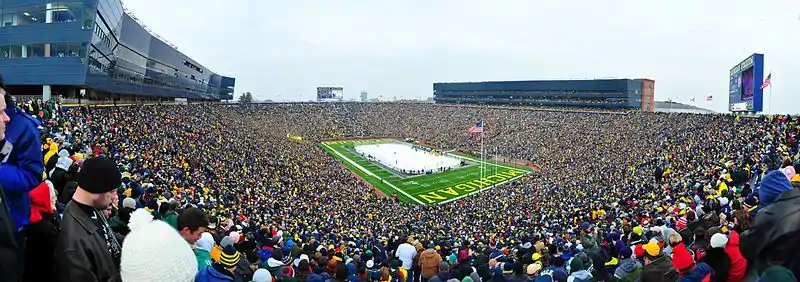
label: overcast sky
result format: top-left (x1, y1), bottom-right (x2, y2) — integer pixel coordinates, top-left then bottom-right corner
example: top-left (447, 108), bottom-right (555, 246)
top-left (125, 0), bottom-right (800, 113)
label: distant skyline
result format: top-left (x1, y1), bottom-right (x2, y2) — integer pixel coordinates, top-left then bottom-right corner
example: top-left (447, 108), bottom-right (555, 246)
top-left (125, 0), bottom-right (800, 113)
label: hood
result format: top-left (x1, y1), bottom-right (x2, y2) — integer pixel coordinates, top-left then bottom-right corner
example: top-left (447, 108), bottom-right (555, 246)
top-left (570, 270), bottom-right (592, 280)
top-left (617, 258), bottom-right (641, 273)
top-left (29, 181), bottom-right (55, 223)
top-left (268, 257), bottom-right (285, 268)
top-left (727, 230), bottom-right (740, 247)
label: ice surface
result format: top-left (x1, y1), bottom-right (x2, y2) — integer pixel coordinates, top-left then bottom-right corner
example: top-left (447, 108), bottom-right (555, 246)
top-left (354, 143), bottom-right (461, 173)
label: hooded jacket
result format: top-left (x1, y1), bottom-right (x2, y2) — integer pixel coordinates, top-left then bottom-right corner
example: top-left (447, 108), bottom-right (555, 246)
top-left (264, 257), bottom-right (286, 280)
top-left (613, 257), bottom-right (642, 282)
top-left (566, 270), bottom-right (592, 282)
top-left (724, 231), bottom-right (746, 282)
top-left (419, 249), bottom-right (443, 278)
top-left (677, 262), bottom-right (712, 282)
top-left (23, 180), bottom-right (60, 282)
top-left (1, 105), bottom-right (44, 231)
top-left (740, 188), bottom-right (800, 277)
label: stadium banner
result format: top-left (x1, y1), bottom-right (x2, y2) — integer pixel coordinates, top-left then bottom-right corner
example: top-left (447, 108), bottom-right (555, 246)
top-left (317, 87), bottom-right (344, 100)
top-left (728, 53), bottom-right (764, 112)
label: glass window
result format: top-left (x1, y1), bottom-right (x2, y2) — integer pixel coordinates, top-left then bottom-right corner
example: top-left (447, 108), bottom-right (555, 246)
top-left (8, 45), bottom-right (23, 58)
top-left (1, 13), bottom-right (16, 27)
top-left (51, 43), bottom-right (85, 58)
top-left (0, 46), bottom-right (9, 59)
top-left (27, 44), bottom-right (46, 57)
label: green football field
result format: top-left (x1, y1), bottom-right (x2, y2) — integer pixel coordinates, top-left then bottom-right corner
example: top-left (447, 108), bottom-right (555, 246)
top-left (319, 139), bottom-right (533, 205)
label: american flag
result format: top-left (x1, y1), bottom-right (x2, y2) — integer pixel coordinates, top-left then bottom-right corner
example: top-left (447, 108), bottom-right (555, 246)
top-left (760, 73), bottom-right (771, 90)
top-left (468, 121), bottom-right (484, 134)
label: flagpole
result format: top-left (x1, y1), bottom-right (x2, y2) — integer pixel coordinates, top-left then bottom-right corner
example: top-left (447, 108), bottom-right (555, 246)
top-left (769, 72), bottom-right (772, 114)
top-left (480, 129), bottom-right (484, 182)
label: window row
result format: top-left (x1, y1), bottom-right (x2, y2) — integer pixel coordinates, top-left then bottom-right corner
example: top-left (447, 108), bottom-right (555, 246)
top-left (0, 2), bottom-right (93, 29)
top-left (0, 43), bottom-right (86, 59)
top-left (88, 50), bottom-right (210, 95)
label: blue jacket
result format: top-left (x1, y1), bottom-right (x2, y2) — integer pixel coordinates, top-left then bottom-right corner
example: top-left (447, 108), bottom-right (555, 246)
top-left (0, 106), bottom-right (43, 231)
top-left (195, 265), bottom-right (235, 282)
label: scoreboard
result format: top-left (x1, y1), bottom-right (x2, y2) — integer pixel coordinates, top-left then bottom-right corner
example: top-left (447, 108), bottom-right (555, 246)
top-left (317, 87), bottom-right (344, 101)
top-left (728, 54), bottom-right (764, 112)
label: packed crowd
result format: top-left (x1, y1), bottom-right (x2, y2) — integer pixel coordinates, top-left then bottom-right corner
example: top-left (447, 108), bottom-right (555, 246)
top-left (0, 87), bottom-right (799, 282)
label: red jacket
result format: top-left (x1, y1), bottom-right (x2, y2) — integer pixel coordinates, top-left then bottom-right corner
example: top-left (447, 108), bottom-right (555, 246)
top-left (725, 231), bottom-right (747, 282)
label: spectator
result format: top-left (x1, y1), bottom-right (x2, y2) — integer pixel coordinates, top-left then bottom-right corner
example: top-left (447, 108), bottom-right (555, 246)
top-left (0, 75), bottom-right (44, 265)
top-left (118, 209), bottom-right (197, 282)
top-left (252, 269), bottom-right (273, 282)
top-left (701, 233), bottom-right (731, 282)
top-left (725, 231), bottom-right (747, 282)
top-left (566, 257), bottom-right (592, 282)
top-left (614, 247), bottom-right (641, 282)
top-left (54, 156), bottom-right (122, 282)
top-left (420, 243), bottom-right (443, 281)
top-left (177, 207), bottom-right (209, 245)
top-left (0, 84), bottom-right (20, 282)
top-left (758, 265), bottom-right (798, 282)
top-left (163, 199), bottom-right (180, 229)
top-left (196, 232), bottom-right (216, 270)
top-left (741, 170), bottom-right (800, 277)
top-left (639, 241), bottom-right (677, 282)
top-left (196, 245), bottom-right (242, 282)
top-left (429, 262), bottom-right (450, 282)
top-left (672, 243), bottom-right (712, 282)
top-left (22, 180), bottom-right (60, 282)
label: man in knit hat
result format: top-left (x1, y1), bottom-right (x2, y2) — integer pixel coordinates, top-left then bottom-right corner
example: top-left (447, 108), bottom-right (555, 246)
top-left (419, 243), bottom-right (442, 281)
top-left (54, 156), bottom-right (122, 282)
top-left (196, 245), bottom-right (241, 282)
top-left (741, 170), bottom-right (800, 278)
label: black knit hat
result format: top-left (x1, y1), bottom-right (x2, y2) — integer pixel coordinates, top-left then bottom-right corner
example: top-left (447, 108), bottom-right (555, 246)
top-left (78, 156), bottom-right (122, 194)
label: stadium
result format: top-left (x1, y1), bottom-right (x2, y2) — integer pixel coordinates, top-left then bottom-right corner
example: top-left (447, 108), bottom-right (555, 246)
top-left (433, 79), bottom-right (656, 112)
top-left (0, 0), bottom-right (235, 103)
top-left (0, 2), bottom-right (797, 282)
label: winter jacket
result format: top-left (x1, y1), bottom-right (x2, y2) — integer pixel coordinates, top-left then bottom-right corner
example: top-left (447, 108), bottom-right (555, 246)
top-left (196, 248), bottom-right (214, 271)
top-left (699, 248), bottom-right (729, 282)
top-left (566, 270), bottom-right (592, 282)
top-left (740, 188), bottom-right (800, 278)
top-left (639, 255), bottom-right (677, 282)
top-left (0, 184), bottom-right (20, 282)
top-left (163, 210), bottom-right (179, 230)
top-left (234, 256), bottom-right (255, 282)
top-left (677, 263), bottom-right (712, 282)
top-left (264, 258), bottom-right (286, 281)
top-left (23, 181), bottom-right (60, 282)
top-left (420, 249), bottom-right (443, 278)
top-left (614, 258), bottom-right (642, 282)
top-left (0, 106), bottom-right (44, 231)
top-left (196, 264), bottom-right (236, 282)
top-left (54, 200), bottom-right (119, 282)
top-left (724, 231), bottom-right (746, 282)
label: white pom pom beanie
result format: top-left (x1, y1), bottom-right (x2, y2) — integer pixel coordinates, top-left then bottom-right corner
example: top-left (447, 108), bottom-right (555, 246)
top-left (120, 210), bottom-right (198, 282)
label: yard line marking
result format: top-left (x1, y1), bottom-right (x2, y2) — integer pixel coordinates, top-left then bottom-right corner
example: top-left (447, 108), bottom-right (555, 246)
top-left (445, 153), bottom-right (527, 171)
top-left (321, 142), bottom-right (424, 205)
top-left (436, 171), bottom-right (528, 205)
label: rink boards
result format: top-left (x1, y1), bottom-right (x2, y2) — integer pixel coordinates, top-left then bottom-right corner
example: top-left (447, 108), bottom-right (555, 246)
top-left (319, 139), bottom-right (532, 205)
